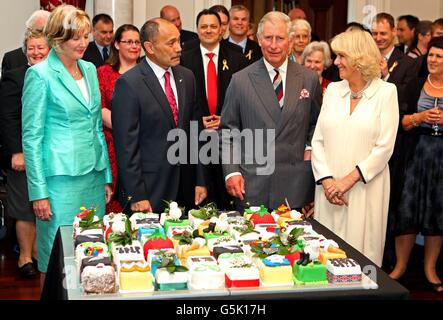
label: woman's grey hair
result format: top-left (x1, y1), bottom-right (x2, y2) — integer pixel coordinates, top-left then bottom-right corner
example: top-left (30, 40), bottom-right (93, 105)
top-left (257, 11), bottom-right (291, 40)
top-left (301, 41), bottom-right (332, 68)
top-left (22, 29), bottom-right (47, 53)
top-left (25, 10), bottom-right (50, 31)
top-left (290, 19), bottom-right (312, 39)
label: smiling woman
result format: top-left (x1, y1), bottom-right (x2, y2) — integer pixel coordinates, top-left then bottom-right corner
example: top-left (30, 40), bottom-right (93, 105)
top-left (21, 4), bottom-right (112, 288)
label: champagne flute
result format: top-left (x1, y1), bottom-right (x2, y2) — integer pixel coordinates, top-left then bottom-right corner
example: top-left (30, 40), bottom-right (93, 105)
top-left (431, 97), bottom-right (441, 136)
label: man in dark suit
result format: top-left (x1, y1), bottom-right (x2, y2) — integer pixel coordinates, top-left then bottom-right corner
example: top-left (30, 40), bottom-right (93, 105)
top-left (226, 5), bottom-right (262, 65)
top-left (396, 15), bottom-right (419, 54)
top-left (181, 9), bottom-right (247, 210)
top-left (112, 18), bottom-right (207, 213)
top-left (1, 10), bottom-right (49, 74)
top-left (82, 14), bottom-right (114, 68)
top-left (219, 11), bottom-right (321, 211)
top-left (160, 5), bottom-right (198, 48)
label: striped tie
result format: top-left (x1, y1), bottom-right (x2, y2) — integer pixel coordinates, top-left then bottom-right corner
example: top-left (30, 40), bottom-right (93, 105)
top-left (273, 68), bottom-right (283, 108)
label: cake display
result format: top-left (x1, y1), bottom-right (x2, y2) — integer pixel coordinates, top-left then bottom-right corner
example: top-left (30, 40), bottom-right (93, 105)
top-left (70, 203), bottom-right (371, 296)
top-left (81, 263), bottom-right (116, 294)
top-left (326, 258), bottom-right (362, 284)
top-left (258, 255), bottom-right (293, 286)
top-left (118, 261), bottom-right (154, 293)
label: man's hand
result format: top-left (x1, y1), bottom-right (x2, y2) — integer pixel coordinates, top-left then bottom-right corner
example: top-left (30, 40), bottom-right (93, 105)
top-left (225, 175), bottom-right (245, 200)
top-left (33, 198), bottom-right (52, 221)
top-left (11, 153), bottom-right (25, 171)
top-left (130, 200), bottom-right (152, 212)
top-left (202, 115), bottom-right (221, 130)
top-left (195, 186), bottom-right (207, 205)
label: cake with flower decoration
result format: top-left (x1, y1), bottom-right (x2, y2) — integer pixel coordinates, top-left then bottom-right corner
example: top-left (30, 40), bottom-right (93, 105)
top-left (160, 201), bottom-right (190, 233)
top-left (326, 258), bottom-right (362, 284)
top-left (103, 212), bottom-right (129, 242)
top-left (207, 235), bottom-right (237, 253)
top-left (75, 242), bottom-right (109, 273)
top-left (244, 205), bottom-right (275, 226)
top-left (258, 255), bottom-right (293, 286)
top-left (118, 261), bottom-right (154, 292)
top-left (188, 202), bottom-right (218, 229)
top-left (147, 248), bottom-right (177, 276)
top-left (73, 207), bottom-right (103, 240)
top-left (81, 263), bottom-right (116, 294)
top-left (151, 250), bottom-right (189, 290)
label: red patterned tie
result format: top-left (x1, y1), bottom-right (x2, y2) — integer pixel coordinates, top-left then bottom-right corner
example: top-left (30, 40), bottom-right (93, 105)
top-left (206, 52), bottom-right (218, 115)
top-left (273, 68), bottom-right (283, 108)
top-left (164, 71), bottom-right (179, 127)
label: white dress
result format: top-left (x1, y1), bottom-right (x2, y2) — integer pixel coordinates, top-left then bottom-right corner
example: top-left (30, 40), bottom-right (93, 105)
top-left (311, 78), bottom-right (399, 266)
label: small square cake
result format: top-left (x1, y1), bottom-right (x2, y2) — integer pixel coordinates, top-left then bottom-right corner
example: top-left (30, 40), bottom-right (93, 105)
top-left (258, 255), bottom-right (293, 286)
top-left (155, 268), bottom-right (189, 291)
top-left (293, 261), bottom-right (328, 285)
top-left (326, 258), bottom-right (362, 284)
top-left (111, 240), bottom-right (145, 266)
top-left (74, 233), bottom-right (104, 248)
top-left (75, 242), bottom-right (109, 273)
top-left (81, 264), bottom-right (116, 294)
top-left (224, 259), bottom-right (260, 288)
top-left (163, 219), bottom-right (190, 234)
top-left (138, 226), bottom-right (165, 243)
top-left (186, 256), bottom-right (218, 269)
top-left (285, 220), bottom-right (313, 233)
top-left (207, 235), bottom-right (237, 252)
top-left (129, 212), bottom-right (160, 231)
top-left (188, 263), bottom-right (225, 290)
top-left (80, 256), bottom-right (112, 274)
top-left (318, 247), bottom-right (347, 264)
top-left (118, 261), bottom-right (154, 292)
top-left (213, 245), bottom-right (244, 260)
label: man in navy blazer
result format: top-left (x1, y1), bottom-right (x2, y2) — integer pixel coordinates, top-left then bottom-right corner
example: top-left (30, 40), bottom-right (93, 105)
top-left (82, 14), bottom-right (114, 68)
top-left (180, 9), bottom-right (247, 210)
top-left (112, 18), bottom-right (207, 213)
top-left (160, 5), bottom-right (198, 48)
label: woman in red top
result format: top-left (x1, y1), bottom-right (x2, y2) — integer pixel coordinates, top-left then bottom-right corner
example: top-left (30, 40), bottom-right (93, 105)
top-left (97, 24), bottom-right (141, 213)
top-left (301, 41), bottom-right (333, 96)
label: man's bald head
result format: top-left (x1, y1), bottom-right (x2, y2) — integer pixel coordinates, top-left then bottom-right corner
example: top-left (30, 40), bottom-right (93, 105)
top-left (160, 5), bottom-right (182, 31)
top-left (288, 8), bottom-right (307, 21)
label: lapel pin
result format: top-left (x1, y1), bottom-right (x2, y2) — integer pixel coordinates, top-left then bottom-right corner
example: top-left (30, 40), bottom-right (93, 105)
top-left (245, 50), bottom-right (252, 60)
top-left (222, 59), bottom-right (229, 71)
top-left (389, 61), bottom-right (398, 73)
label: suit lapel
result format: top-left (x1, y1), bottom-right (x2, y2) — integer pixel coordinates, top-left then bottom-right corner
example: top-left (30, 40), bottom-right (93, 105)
top-left (172, 67), bottom-right (186, 128)
top-left (48, 50), bottom-right (91, 111)
top-left (249, 60), bottom-right (281, 125)
top-left (140, 60), bottom-right (176, 129)
top-left (217, 46), bottom-right (231, 115)
top-left (277, 61), bottom-right (302, 136)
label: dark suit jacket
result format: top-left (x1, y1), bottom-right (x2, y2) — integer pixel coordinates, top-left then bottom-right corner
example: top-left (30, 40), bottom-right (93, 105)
top-left (180, 42), bottom-right (248, 116)
top-left (219, 58), bottom-right (322, 209)
top-left (386, 47), bottom-right (419, 102)
top-left (0, 65), bottom-right (28, 169)
top-left (1, 48), bottom-right (27, 74)
top-left (83, 41), bottom-right (106, 68)
top-left (111, 59), bottom-right (205, 212)
top-left (221, 38), bottom-right (262, 65)
top-left (180, 29), bottom-right (199, 48)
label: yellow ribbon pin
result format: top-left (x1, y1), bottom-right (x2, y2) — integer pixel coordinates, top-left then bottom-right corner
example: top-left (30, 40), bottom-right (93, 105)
top-left (222, 59), bottom-right (229, 71)
top-left (245, 50), bottom-right (252, 60)
top-left (389, 61), bottom-right (398, 73)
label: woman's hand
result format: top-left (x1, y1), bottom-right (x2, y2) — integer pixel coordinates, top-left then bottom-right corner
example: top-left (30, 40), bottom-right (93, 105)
top-left (11, 153), bottom-right (26, 171)
top-left (33, 198), bottom-right (52, 221)
top-left (105, 185), bottom-right (113, 204)
top-left (322, 178), bottom-right (348, 206)
top-left (418, 108), bottom-right (441, 125)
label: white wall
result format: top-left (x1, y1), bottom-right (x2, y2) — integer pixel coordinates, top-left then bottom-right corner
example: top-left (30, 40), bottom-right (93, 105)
top-left (0, 0), bottom-right (39, 65)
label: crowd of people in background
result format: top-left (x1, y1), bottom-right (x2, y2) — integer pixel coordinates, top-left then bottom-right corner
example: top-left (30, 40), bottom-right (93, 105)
top-left (0, 3), bottom-right (441, 294)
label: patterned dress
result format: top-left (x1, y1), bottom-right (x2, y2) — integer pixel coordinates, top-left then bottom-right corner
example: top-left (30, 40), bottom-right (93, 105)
top-left (97, 64), bottom-right (123, 214)
top-left (395, 90), bottom-right (443, 236)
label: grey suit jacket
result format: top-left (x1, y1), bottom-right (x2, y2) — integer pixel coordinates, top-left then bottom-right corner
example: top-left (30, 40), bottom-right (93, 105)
top-left (219, 58), bottom-right (321, 209)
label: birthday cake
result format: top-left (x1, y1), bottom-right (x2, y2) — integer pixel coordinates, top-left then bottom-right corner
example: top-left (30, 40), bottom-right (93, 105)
top-left (326, 258), bottom-right (362, 283)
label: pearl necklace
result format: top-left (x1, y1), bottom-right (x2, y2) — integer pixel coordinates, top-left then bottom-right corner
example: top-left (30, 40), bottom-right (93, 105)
top-left (428, 74), bottom-right (443, 89)
top-left (350, 80), bottom-right (371, 99)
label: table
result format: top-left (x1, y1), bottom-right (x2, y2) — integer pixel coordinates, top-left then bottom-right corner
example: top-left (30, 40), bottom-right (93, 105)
top-left (41, 219), bottom-right (409, 300)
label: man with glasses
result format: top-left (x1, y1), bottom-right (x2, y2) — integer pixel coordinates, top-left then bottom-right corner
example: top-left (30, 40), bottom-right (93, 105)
top-left (83, 14), bottom-right (114, 68)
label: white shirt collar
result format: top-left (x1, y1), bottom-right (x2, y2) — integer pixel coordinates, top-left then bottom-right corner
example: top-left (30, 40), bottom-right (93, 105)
top-left (200, 43), bottom-right (220, 57)
top-left (263, 58), bottom-right (288, 75)
top-left (229, 37), bottom-right (247, 52)
top-left (145, 56), bottom-right (172, 80)
top-left (384, 46), bottom-right (395, 61)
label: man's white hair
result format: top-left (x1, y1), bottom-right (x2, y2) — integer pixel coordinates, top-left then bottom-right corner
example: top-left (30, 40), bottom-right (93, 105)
top-left (257, 11), bottom-right (291, 40)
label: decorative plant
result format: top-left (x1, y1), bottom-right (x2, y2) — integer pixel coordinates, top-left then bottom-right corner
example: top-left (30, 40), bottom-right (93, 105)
top-left (189, 202), bottom-right (218, 220)
top-left (151, 250), bottom-right (188, 273)
top-left (251, 227), bottom-right (304, 258)
top-left (107, 218), bottom-right (134, 247)
top-left (77, 206), bottom-right (103, 230)
top-left (172, 231), bottom-right (194, 245)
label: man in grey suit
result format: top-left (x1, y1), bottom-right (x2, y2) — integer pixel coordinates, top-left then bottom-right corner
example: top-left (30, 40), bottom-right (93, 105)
top-left (219, 11), bottom-right (321, 211)
top-left (112, 18), bottom-right (207, 213)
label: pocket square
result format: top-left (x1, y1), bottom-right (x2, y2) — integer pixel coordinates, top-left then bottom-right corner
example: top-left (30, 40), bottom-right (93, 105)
top-left (299, 89), bottom-right (310, 99)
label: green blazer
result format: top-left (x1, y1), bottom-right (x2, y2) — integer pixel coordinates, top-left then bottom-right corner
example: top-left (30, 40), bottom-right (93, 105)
top-left (22, 49), bottom-right (112, 201)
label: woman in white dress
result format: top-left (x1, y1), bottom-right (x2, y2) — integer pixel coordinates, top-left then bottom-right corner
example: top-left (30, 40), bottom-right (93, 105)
top-left (311, 30), bottom-right (399, 266)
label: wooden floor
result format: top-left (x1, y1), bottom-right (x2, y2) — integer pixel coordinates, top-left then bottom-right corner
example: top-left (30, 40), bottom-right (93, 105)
top-left (0, 234), bottom-right (442, 300)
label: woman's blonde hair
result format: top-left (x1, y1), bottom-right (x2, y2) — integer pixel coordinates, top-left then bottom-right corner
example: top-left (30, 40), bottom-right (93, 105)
top-left (44, 4), bottom-right (91, 51)
top-left (331, 29), bottom-right (381, 81)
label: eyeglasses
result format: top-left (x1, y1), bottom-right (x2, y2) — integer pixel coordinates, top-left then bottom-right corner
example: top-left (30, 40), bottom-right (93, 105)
top-left (119, 40), bottom-right (141, 46)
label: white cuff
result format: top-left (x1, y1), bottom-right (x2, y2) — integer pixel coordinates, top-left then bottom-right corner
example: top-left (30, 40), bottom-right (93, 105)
top-left (225, 172), bottom-right (242, 181)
